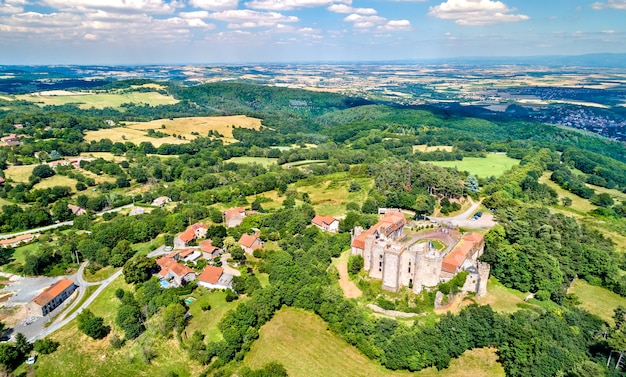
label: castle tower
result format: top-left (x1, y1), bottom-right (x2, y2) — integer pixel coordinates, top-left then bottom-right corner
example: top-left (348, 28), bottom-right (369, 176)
top-left (476, 261), bottom-right (490, 298)
top-left (381, 243), bottom-right (403, 292)
top-left (413, 245), bottom-right (443, 294)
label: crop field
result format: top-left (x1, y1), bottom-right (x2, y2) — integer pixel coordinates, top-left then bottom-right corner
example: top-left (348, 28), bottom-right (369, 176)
top-left (15, 90), bottom-right (178, 110)
top-left (245, 307), bottom-right (504, 377)
top-left (3, 165), bottom-right (35, 182)
top-left (226, 157), bottom-right (278, 166)
top-left (568, 279), bottom-right (626, 325)
top-left (84, 115), bottom-right (262, 146)
top-left (427, 154), bottom-right (519, 178)
top-left (413, 145), bottom-right (454, 153)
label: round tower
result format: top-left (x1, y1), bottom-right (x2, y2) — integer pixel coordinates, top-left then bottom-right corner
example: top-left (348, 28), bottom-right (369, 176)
top-left (413, 245), bottom-right (443, 294)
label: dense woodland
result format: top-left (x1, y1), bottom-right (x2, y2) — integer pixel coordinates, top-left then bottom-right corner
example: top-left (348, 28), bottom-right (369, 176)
top-left (0, 81), bottom-right (625, 376)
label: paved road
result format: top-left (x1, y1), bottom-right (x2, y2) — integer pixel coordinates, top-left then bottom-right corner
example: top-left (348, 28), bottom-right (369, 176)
top-left (427, 199), bottom-right (496, 229)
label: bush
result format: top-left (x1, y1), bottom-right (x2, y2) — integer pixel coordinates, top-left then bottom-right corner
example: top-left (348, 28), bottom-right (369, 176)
top-left (109, 334), bottom-right (124, 349)
top-left (33, 338), bottom-right (60, 355)
top-left (201, 304), bottom-right (211, 311)
top-left (348, 255), bottom-right (364, 276)
top-left (77, 309), bottom-right (110, 339)
top-left (225, 290), bottom-right (239, 302)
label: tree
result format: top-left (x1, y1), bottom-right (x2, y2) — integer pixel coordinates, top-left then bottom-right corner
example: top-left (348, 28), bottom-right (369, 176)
top-left (348, 181), bottom-right (361, 192)
top-left (0, 344), bottom-right (19, 370)
top-left (33, 338), bottom-right (60, 355)
top-left (561, 197), bottom-right (573, 207)
top-left (77, 309), bottom-right (110, 339)
top-left (13, 333), bottom-right (32, 356)
top-left (31, 164), bottom-right (55, 179)
top-left (590, 193), bottom-right (614, 207)
top-left (123, 255), bottom-right (156, 284)
top-left (466, 175), bottom-right (479, 193)
top-left (348, 255), bottom-right (364, 276)
top-left (159, 303), bottom-right (187, 337)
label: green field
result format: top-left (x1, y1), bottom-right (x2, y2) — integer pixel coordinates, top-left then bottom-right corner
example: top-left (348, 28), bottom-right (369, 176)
top-left (245, 307), bottom-right (505, 377)
top-left (428, 154), bottom-right (519, 178)
top-left (539, 173), bottom-right (598, 213)
top-left (476, 277), bottom-right (527, 313)
top-left (33, 175), bottom-right (78, 192)
top-left (16, 91), bottom-right (178, 110)
top-left (4, 165), bottom-right (35, 182)
top-left (568, 279), bottom-right (626, 325)
top-left (184, 288), bottom-right (246, 342)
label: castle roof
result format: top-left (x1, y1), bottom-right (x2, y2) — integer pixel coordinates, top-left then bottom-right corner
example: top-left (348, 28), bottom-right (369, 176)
top-left (351, 211), bottom-right (406, 249)
top-left (442, 240), bottom-right (473, 273)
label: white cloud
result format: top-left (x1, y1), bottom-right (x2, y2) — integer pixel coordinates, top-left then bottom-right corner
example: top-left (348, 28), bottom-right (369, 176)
top-left (179, 10), bottom-right (210, 18)
top-left (39, 0), bottom-right (182, 14)
top-left (377, 19), bottom-right (411, 31)
top-left (428, 0), bottom-right (529, 26)
top-left (83, 33), bottom-right (99, 40)
top-left (591, 0), bottom-right (626, 10)
top-left (0, 2), bottom-right (23, 14)
top-left (327, 4), bottom-right (376, 14)
top-left (206, 9), bottom-right (298, 28)
top-left (190, 0), bottom-right (239, 11)
top-left (245, 0), bottom-right (348, 10)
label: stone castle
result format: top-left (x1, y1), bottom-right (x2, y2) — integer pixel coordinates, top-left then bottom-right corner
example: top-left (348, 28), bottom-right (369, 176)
top-left (350, 211), bottom-right (490, 297)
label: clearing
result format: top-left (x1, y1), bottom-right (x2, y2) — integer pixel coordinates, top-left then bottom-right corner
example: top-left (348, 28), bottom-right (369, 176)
top-left (16, 90), bottom-right (178, 110)
top-left (413, 145), bottom-right (454, 153)
top-left (245, 307), bottom-right (504, 377)
top-left (475, 277), bottom-right (527, 313)
top-left (332, 250), bottom-right (362, 299)
top-left (539, 173), bottom-right (598, 213)
top-left (84, 115), bottom-right (261, 146)
top-left (427, 154), bottom-right (519, 178)
top-left (568, 279), bottom-right (626, 325)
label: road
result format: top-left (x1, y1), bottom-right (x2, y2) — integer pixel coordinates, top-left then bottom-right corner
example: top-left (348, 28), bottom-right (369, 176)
top-left (0, 204), bottom-right (134, 240)
top-left (427, 199), bottom-right (496, 229)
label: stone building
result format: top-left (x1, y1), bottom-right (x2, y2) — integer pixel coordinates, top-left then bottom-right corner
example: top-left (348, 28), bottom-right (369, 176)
top-left (351, 211), bottom-right (489, 295)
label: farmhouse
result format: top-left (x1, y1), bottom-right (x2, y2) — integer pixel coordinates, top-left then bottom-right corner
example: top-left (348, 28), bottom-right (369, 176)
top-left (239, 232), bottom-right (262, 254)
top-left (68, 204), bottom-right (86, 216)
top-left (28, 279), bottom-right (77, 316)
top-left (152, 196), bottom-right (172, 207)
top-left (311, 215), bottom-right (339, 233)
top-left (197, 266), bottom-right (233, 290)
top-left (157, 256), bottom-right (196, 287)
top-left (1, 134), bottom-right (20, 147)
top-left (351, 212), bottom-right (489, 297)
top-left (128, 206), bottom-right (145, 216)
top-left (200, 239), bottom-right (221, 260)
top-left (0, 233), bottom-right (36, 248)
top-left (223, 207), bottom-right (246, 228)
top-left (174, 223), bottom-right (208, 249)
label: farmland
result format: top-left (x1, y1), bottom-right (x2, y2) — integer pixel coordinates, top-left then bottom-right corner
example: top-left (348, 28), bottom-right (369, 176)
top-left (15, 90), bottom-right (178, 110)
top-left (428, 154), bottom-right (519, 178)
top-left (84, 115), bottom-right (262, 146)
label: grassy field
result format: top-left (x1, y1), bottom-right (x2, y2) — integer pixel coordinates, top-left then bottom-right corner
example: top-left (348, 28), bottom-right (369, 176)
top-left (413, 145), bottom-right (454, 153)
top-left (226, 157), bottom-right (278, 166)
top-left (568, 279), bottom-right (626, 325)
top-left (539, 173), bottom-right (598, 213)
top-left (184, 288), bottom-right (246, 342)
top-left (79, 152), bottom-right (127, 163)
top-left (0, 197), bottom-right (15, 209)
top-left (33, 175), bottom-right (78, 192)
top-left (475, 277), bottom-right (527, 313)
top-left (245, 307), bottom-right (504, 377)
top-left (4, 165), bottom-right (35, 182)
top-left (428, 154), bottom-right (519, 178)
top-left (587, 183), bottom-right (626, 203)
top-left (84, 115), bottom-right (262, 146)
top-left (16, 91), bottom-right (178, 110)
top-left (83, 265), bottom-right (118, 282)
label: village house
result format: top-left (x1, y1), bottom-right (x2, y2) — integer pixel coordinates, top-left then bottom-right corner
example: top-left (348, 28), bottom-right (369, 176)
top-left (223, 207), bottom-right (246, 228)
top-left (0, 233), bottom-right (36, 249)
top-left (197, 266), bottom-right (233, 290)
top-left (1, 134), bottom-right (20, 147)
top-left (28, 279), bottom-right (77, 316)
top-left (151, 196), bottom-right (172, 207)
top-left (67, 204), bottom-right (86, 216)
top-left (311, 215), bottom-right (340, 233)
top-left (200, 239), bottom-right (221, 260)
top-left (178, 248), bottom-right (202, 264)
top-left (157, 256), bottom-right (196, 287)
top-left (174, 223), bottom-right (208, 249)
top-left (239, 232), bottom-right (262, 254)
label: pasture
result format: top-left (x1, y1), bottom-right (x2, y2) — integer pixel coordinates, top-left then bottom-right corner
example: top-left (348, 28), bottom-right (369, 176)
top-left (427, 154), bottom-right (519, 178)
top-left (226, 157), bottom-right (278, 166)
top-left (16, 90), bottom-right (178, 110)
top-left (84, 115), bottom-right (262, 146)
top-left (245, 307), bottom-right (504, 377)
top-left (539, 173), bottom-right (598, 213)
top-left (32, 175), bottom-right (78, 192)
top-left (568, 279), bottom-right (626, 325)
top-left (4, 165), bottom-right (35, 182)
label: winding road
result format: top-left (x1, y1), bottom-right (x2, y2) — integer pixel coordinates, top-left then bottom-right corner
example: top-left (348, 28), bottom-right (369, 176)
top-left (426, 199), bottom-right (496, 229)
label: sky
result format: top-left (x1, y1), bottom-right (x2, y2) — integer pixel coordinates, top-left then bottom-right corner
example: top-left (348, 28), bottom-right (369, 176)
top-left (0, 0), bottom-right (626, 64)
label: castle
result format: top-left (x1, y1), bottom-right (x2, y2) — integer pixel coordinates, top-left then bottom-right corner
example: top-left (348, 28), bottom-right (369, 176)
top-left (350, 211), bottom-right (490, 297)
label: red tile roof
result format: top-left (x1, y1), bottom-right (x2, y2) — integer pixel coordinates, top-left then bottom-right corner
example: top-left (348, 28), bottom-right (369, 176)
top-left (239, 233), bottom-right (260, 249)
top-left (198, 266), bottom-right (223, 284)
top-left (157, 256), bottom-right (194, 278)
top-left (191, 223), bottom-right (208, 231)
top-left (33, 279), bottom-right (75, 306)
top-left (200, 239), bottom-right (219, 253)
top-left (178, 249), bottom-right (195, 258)
top-left (442, 240), bottom-right (473, 273)
top-left (351, 212), bottom-right (406, 249)
top-left (312, 215), bottom-right (338, 227)
top-left (0, 233), bottom-right (34, 246)
top-left (178, 228), bottom-right (196, 243)
top-left (462, 232), bottom-right (484, 245)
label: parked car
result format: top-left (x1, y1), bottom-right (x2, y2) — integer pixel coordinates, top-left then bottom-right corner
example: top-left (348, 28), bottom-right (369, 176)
top-left (26, 356), bottom-right (37, 365)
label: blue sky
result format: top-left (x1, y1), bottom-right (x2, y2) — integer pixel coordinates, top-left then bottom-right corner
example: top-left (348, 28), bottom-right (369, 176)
top-left (0, 0), bottom-right (625, 64)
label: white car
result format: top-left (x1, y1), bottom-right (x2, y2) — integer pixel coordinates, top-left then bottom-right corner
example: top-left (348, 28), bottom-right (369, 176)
top-left (26, 356), bottom-right (36, 365)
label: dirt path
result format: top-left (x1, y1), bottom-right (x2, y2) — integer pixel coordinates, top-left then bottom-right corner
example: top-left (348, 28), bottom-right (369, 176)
top-left (336, 262), bottom-right (362, 299)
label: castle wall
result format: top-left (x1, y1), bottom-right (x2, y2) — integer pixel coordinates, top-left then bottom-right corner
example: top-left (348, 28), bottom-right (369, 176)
top-left (382, 251), bottom-right (400, 292)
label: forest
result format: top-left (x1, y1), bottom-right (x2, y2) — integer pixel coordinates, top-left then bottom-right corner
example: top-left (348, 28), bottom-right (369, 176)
top-left (0, 80), bottom-right (625, 376)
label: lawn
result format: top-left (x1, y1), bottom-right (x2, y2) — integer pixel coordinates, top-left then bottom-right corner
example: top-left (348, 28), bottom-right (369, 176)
top-left (244, 307), bottom-right (504, 377)
top-left (4, 165), bottom-right (35, 182)
top-left (83, 265), bottom-right (118, 282)
top-left (79, 152), bottom-right (127, 163)
top-left (84, 115), bottom-right (262, 146)
top-left (184, 288), bottom-right (246, 342)
top-left (226, 157), bottom-right (278, 166)
top-left (16, 91), bottom-right (178, 110)
top-left (568, 279), bottom-right (626, 325)
top-left (428, 154), bottom-right (519, 178)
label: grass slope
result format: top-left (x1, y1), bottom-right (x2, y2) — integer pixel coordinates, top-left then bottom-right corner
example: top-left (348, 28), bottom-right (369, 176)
top-left (568, 279), bottom-right (626, 325)
top-left (245, 307), bottom-right (504, 377)
top-left (428, 154), bottom-right (519, 178)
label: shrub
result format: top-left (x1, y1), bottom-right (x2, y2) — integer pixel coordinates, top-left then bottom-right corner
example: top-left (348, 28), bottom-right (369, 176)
top-left (33, 338), bottom-right (60, 355)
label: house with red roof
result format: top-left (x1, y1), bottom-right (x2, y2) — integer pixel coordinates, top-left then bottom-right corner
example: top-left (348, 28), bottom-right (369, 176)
top-left (200, 239), bottom-right (221, 260)
top-left (311, 215), bottom-right (339, 233)
top-left (174, 223), bottom-right (208, 249)
top-left (197, 266), bottom-right (233, 289)
top-left (179, 248), bottom-right (202, 263)
top-left (1, 134), bottom-right (20, 147)
top-left (28, 279), bottom-right (77, 316)
top-left (0, 233), bottom-right (37, 248)
top-left (151, 196), bottom-right (172, 207)
top-left (223, 207), bottom-right (246, 228)
top-left (68, 204), bottom-right (86, 216)
top-left (239, 232), bottom-right (262, 254)
top-left (157, 256), bottom-right (196, 287)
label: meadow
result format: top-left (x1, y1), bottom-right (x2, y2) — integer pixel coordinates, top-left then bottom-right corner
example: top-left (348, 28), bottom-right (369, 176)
top-left (84, 115), bottom-right (262, 146)
top-left (15, 90), bottom-right (178, 110)
top-left (427, 154), bottom-right (519, 178)
top-left (245, 307), bottom-right (505, 377)
top-left (226, 157), bottom-right (278, 166)
top-left (568, 279), bottom-right (626, 325)
top-left (413, 145), bottom-right (454, 153)
top-left (4, 165), bottom-right (35, 182)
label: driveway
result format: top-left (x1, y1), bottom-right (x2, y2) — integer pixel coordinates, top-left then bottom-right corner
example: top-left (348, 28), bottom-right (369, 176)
top-left (427, 199), bottom-right (496, 229)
